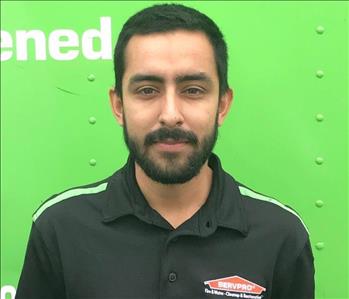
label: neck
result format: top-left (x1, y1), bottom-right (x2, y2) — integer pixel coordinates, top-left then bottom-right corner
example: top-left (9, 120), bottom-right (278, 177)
top-left (135, 161), bottom-right (213, 229)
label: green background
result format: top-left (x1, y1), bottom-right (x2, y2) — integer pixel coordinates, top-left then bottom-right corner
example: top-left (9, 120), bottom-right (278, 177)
top-left (1, 1), bottom-right (348, 298)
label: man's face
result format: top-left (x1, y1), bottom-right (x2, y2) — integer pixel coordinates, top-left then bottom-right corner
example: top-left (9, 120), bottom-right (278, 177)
top-left (110, 30), bottom-right (232, 184)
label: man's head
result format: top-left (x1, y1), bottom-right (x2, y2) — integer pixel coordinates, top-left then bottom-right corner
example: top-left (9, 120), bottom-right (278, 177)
top-left (110, 4), bottom-right (233, 184)
top-left (114, 3), bottom-right (229, 99)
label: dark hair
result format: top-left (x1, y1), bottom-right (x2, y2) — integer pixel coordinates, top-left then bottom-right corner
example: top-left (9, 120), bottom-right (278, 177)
top-left (113, 3), bottom-right (229, 98)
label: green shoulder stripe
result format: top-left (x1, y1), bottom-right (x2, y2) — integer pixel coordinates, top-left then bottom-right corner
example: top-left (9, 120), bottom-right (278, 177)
top-left (33, 182), bottom-right (108, 222)
top-left (238, 186), bottom-right (309, 234)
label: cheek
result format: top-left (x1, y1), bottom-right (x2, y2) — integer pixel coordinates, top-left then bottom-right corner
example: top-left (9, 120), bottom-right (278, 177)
top-left (183, 105), bottom-right (217, 132)
top-left (123, 104), bottom-right (157, 133)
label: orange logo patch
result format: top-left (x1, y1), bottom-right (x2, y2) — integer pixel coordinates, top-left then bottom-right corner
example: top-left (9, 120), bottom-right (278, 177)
top-left (204, 275), bottom-right (266, 295)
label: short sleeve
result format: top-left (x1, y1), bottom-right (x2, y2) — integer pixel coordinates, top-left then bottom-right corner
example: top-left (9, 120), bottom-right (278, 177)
top-left (271, 237), bottom-right (315, 299)
top-left (15, 223), bottom-right (65, 299)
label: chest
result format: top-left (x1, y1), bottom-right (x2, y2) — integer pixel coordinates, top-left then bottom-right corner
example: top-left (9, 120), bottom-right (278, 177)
top-left (57, 222), bottom-right (279, 299)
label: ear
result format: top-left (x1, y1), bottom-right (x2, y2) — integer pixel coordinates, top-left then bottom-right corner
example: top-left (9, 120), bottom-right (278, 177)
top-left (217, 88), bottom-right (233, 126)
top-left (109, 88), bottom-right (124, 126)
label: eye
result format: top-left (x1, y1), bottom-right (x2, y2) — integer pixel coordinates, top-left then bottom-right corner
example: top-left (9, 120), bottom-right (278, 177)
top-left (137, 87), bottom-right (158, 96)
top-left (183, 87), bottom-right (205, 96)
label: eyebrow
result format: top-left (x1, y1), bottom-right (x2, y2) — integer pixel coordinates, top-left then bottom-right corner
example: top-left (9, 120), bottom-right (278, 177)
top-left (175, 73), bottom-right (213, 84)
top-left (129, 74), bottom-right (164, 85)
top-left (128, 72), bottom-right (213, 85)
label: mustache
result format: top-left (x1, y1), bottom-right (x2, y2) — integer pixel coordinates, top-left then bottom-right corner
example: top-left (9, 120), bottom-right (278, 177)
top-left (144, 127), bottom-right (198, 146)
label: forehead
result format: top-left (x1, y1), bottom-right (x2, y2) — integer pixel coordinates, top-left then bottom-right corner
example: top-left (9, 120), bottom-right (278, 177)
top-left (123, 30), bottom-right (218, 83)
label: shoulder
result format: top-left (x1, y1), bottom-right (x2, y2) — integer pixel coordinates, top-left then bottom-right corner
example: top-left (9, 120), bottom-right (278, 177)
top-left (229, 177), bottom-right (310, 252)
top-left (240, 183), bottom-right (308, 231)
top-left (32, 173), bottom-right (118, 226)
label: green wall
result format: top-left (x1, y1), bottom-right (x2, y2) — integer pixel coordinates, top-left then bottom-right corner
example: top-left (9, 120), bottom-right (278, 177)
top-left (1, 1), bottom-right (348, 298)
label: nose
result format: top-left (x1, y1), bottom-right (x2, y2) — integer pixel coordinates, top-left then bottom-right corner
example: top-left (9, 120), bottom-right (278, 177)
top-left (158, 91), bottom-right (184, 127)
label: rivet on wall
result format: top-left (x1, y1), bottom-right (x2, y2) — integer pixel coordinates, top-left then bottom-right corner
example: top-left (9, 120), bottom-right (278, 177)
top-left (87, 74), bottom-right (96, 167)
top-left (316, 25), bottom-right (325, 34)
top-left (315, 157), bottom-right (324, 165)
top-left (315, 200), bottom-right (324, 208)
top-left (89, 117), bottom-right (97, 124)
top-left (315, 242), bottom-right (325, 250)
top-left (316, 113), bottom-right (324, 122)
top-left (314, 23), bottom-right (326, 257)
top-left (316, 70), bottom-right (324, 78)
top-left (88, 74), bottom-right (96, 82)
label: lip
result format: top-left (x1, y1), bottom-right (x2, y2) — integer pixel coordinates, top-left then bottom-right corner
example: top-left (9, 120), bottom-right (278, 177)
top-left (154, 140), bottom-right (188, 152)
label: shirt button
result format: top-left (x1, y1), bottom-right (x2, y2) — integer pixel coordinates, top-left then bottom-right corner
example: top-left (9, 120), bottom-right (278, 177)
top-left (168, 272), bottom-right (177, 282)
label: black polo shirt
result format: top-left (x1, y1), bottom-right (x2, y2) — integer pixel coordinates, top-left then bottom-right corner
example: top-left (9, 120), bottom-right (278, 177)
top-left (16, 153), bottom-right (315, 299)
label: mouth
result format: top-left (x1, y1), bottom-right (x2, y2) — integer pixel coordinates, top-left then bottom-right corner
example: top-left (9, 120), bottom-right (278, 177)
top-left (154, 138), bottom-right (189, 152)
top-left (158, 138), bottom-right (188, 144)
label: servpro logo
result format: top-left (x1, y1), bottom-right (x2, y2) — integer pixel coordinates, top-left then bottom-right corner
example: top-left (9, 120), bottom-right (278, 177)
top-left (204, 276), bottom-right (266, 298)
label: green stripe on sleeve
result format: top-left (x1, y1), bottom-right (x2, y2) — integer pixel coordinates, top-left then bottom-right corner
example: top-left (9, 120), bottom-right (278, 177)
top-left (238, 186), bottom-right (309, 234)
top-left (33, 182), bottom-right (108, 222)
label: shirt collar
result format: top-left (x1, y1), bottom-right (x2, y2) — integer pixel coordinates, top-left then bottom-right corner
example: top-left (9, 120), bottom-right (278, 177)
top-left (204, 153), bottom-right (249, 236)
top-left (101, 158), bottom-right (134, 223)
top-left (102, 153), bottom-right (249, 236)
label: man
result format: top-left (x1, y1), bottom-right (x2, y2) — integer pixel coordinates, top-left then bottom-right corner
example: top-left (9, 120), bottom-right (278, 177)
top-left (16, 4), bottom-right (315, 299)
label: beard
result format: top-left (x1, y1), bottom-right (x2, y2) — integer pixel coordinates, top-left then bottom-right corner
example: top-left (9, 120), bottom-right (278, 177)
top-left (123, 114), bottom-right (218, 185)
